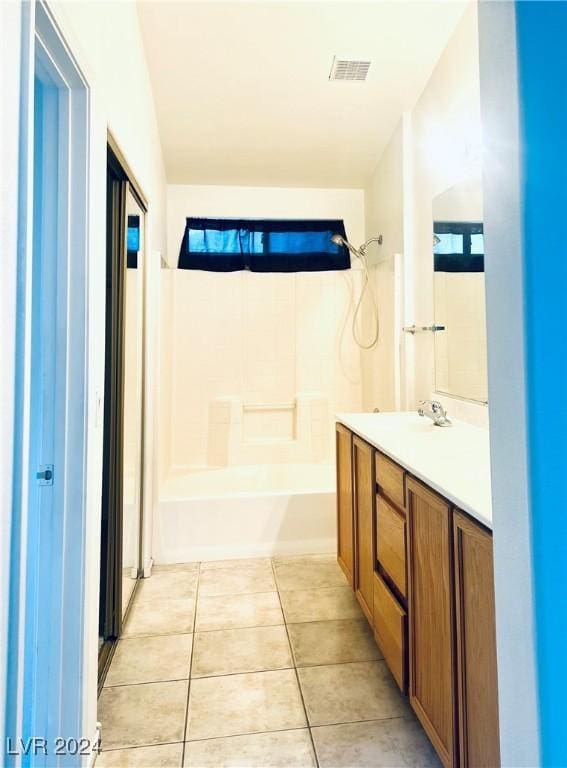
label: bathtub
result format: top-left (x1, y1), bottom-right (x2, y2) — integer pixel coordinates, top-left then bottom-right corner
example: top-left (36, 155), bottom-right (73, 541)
top-left (153, 462), bottom-right (337, 563)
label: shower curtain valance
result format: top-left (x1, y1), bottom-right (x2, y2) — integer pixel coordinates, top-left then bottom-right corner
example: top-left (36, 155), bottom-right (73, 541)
top-left (178, 218), bottom-right (350, 272)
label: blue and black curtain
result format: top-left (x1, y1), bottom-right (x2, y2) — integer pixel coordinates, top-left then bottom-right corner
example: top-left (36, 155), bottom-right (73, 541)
top-left (178, 218), bottom-right (350, 272)
top-left (433, 221), bottom-right (484, 272)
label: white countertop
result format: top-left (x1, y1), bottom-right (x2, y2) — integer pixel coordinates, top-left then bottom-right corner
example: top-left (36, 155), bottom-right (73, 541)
top-left (336, 411), bottom-right (492, 529)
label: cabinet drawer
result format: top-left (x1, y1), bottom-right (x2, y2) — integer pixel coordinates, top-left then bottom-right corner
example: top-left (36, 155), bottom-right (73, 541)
top-left (373, 572), bottom-right (407, 692)
top-left (376, 495), bottom-right (406, 597)
top-left (375, 452), bottom-right (405, 509)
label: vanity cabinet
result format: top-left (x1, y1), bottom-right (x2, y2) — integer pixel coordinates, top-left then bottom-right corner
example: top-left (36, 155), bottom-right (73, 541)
top-left (352, 435), bottom-right (376, 623)
top-left (336, 423), bottom-right (354, 586)
top-left (407, 477), bottom-right (456, 768)
top-left (335, 421), bottom-right (500, 768)
top-left (453, 511), bottom-right (500, 768)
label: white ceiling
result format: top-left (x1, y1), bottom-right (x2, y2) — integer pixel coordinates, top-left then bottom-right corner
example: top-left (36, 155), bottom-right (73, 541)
top-left (138, 1), bottom-right (469, 188)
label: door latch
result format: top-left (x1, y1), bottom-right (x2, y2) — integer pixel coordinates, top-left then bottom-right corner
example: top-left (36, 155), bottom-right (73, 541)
top-left (36, 464), bottom-right (54, 486)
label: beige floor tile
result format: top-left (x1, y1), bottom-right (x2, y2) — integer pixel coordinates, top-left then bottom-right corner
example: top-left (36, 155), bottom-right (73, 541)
top-left (122, 597), bottom-right (196, 637)
top-left (279, 587), bottom-right (362, 623)
top-left (198, 562), bottom-right (276, 597)
top-left (272, 554), bottom-right (336, 565)
top-left (192, 625), bottom-right (292, 678)
top-left (183, 729), bottom-right (316, 767)
top-left (195, 591), bottom-right (283, 632)
top-left (311, 717), bottom-right (442, 767)
top-left (274, 557), bottom-right (347, 591)
top-left (288, 619), bottom-right (382, 667)
top-left (98, 680), bottom-right (188, 750)
top-left (186, 669), bottom-right (306, 741)
top-left (152, 562), bottom-right (200, 573)
top-left (96, 743), bottom-right (183, 767)
top-left (105, 634), bottom-right (193, 687)
top-left (136, 571), bottom-right (198, 603)
top-left (200, 557), bottom-right (272, 571)
top-left (297, 661), bottom-right (410, 726)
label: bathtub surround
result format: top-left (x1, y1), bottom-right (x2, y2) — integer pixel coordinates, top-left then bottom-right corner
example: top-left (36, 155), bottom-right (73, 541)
top-left (160, 185), bottom-right (365, 480)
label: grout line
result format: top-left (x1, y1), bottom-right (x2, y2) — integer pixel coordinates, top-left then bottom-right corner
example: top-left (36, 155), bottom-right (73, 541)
top-left (99, 715), bottom-right (415, 754)
top-left (270, 557), bottom-right (320, 768)
top-left (181, 568), bottom-right (200, 767)
top-left (102, 656), bottom-right (386, 690)
top-left (104, 677), bottom-right (190, 690)
top-left (100, 739), bottom-right (183, 754)
top-left (183, 721), bottom-right (314, 746)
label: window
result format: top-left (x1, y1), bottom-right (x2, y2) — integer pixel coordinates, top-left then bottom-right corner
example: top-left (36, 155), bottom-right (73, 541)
top-left (433, 221), bottom-right (484, 272)
top-left (178, 218), bottom-right (350, 272)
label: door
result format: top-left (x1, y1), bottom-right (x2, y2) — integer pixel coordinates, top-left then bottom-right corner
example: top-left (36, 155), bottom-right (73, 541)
top-left (7, 3), bottom-right (90, 761)
top-left (454, 511), bottom-right (500, 767)
top-left (122, 189), bottom-right (145, 613)
top-left (353, 436), bottom-right (375, 623)
top-left (99, 145), bottom-right (146, 685)
top-left (336, 424), bottom-right (354, 586)
top-left (407, 477), bottom-right (456, 768)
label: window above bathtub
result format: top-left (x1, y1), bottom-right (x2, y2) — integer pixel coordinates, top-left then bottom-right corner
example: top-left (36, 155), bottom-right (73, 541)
top-left (177, 218), bottom-right (350, 273)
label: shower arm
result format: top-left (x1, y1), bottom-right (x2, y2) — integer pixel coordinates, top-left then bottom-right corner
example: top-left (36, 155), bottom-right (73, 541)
top-left (358, 235), bottom-right (383, 257)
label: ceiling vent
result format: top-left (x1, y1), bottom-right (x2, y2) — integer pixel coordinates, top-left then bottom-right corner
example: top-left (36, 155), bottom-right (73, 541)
top-left (329, 56), bottom-right (371, 81)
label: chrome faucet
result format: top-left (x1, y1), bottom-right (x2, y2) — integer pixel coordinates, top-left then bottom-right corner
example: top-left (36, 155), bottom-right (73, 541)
top-left (418, 400), bottom-right (452, 427)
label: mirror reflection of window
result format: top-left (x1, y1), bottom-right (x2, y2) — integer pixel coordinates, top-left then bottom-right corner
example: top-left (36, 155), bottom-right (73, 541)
top-left (432, 175), bottom-right (488, 404)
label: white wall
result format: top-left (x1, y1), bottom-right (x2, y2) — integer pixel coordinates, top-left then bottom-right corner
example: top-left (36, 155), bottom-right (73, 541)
top-left (411, 2), bottom-right (487, 424)
top-left (478, 1), bottom-right (539, 763)
top-left (160, 185), bottom-right (365, 479)
top-left (360, 3), bottom-right (488, 426)
top-left (362, 120), bottom-right (404, 412)
top-left (43, 0), bottom-right (168, 750)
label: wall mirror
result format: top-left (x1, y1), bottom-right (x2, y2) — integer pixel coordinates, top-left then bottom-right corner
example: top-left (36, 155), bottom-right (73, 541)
top-left (433, 174), bottom-right (488, 403)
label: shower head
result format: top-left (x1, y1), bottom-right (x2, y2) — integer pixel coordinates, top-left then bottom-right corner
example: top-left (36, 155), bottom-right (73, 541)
top-left (330, 233), bottom-right (383, 259)
top-left (331, 233), bottom-right (362, 258)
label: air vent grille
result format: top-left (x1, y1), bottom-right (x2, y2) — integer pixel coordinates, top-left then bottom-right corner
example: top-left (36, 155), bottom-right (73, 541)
top-left (329, 57), bottom-right (371, 81)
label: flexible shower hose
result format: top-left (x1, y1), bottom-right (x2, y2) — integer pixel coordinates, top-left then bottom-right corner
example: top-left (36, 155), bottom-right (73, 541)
top-left (352, 253), bottom-right (380, 350)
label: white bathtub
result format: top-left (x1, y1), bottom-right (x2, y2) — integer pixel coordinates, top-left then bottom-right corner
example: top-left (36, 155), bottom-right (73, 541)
top-left (153, 463), bottom-right (337, 563)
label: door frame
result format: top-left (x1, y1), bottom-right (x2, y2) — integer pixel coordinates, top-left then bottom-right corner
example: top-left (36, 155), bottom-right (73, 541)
top-left (5, 2), bottom-right (90, 763)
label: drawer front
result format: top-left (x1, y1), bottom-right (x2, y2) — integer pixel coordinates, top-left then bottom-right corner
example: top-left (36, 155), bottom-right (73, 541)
top-left (376, 495), bottom-right (407, 597)
top-left (373, 572), bottom-right (407, 692)
top-left (375, 452), bottom-right (405, 509)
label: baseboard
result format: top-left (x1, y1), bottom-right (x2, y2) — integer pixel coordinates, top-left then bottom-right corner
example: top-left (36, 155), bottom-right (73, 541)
top-left (143, 556), bottom-right (154, 578)
top-left (85, 722), bottom-right (101, 768)
top-left (154, 538), bottom-right (336, 565)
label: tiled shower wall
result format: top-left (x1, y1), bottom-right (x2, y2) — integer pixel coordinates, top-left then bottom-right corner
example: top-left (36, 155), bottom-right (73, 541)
top-left (159, 185), bottom-right (365, 477)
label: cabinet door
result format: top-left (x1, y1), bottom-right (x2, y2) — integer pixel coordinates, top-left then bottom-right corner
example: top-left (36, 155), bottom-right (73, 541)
top-left (376, 495), bottom-right (407, 598)
top-left (336, 424), bottom-right (354, 586)
top-left (407, 477), bottom-right (456, 768)
top-left (454, 511), bottom-right (500, 768)
top-left (353, 436), bottom-right (375, 623)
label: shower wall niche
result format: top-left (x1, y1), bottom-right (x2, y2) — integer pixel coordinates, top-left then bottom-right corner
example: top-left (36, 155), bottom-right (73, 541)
top-left (159, 184), bottom-right (365, 479)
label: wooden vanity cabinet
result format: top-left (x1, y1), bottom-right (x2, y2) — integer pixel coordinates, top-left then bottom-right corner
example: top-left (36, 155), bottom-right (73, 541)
top-left (335, 422), bottom-right (499, 768)
top-left (352, 435), bottom-right (376, 623)
top-left (453, 511), bottom-right (500, 768)
top-left (407, 476), bottom-right (456, 768)
top-left (336, 423), bottom-right (354, 586)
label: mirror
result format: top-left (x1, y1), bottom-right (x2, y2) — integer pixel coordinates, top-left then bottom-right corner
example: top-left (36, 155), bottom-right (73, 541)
top-left (122, 187), bottom-right (144, 616)
top-left (433, 175), bottom-right (488, 403)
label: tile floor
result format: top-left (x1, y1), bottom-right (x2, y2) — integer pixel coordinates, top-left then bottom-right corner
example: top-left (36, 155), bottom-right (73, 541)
top-left (97, 555), bottom-right (441, 767)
